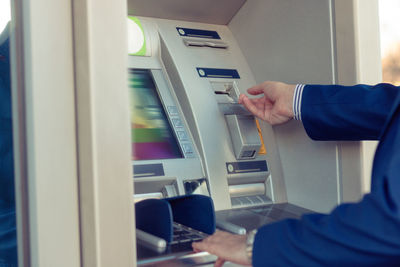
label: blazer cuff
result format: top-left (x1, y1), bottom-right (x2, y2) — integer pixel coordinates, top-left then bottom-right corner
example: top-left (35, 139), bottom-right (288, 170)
top-left (293, 84), bottom-right (305, 121)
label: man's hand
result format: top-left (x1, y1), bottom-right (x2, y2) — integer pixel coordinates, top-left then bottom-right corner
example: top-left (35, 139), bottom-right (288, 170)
top-left (238, 81), bottom-right (295, 125)
top-left (192, 231), bottom-right (251, 267)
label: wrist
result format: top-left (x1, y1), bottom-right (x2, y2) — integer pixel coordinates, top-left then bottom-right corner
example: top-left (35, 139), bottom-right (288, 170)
top-left (287, 84), bottom-right (296, 118)
top-left (293, 84), bottom-right (305, 120)
top-left (246, 229), bottom-right (257, 264)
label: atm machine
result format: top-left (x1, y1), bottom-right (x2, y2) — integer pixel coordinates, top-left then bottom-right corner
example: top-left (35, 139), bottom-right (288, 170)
top-left (126, 0), bottom-right (379, 265)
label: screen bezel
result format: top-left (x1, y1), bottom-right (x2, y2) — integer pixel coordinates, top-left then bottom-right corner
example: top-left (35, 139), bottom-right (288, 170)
top-left (129, 68), bottom-right (184, 161)
top-left (128, 66), bottom-right (203, 182)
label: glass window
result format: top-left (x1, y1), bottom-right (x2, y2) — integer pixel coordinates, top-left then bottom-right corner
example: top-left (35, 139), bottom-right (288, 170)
top-left (379, 0), bottom-right (400, 85)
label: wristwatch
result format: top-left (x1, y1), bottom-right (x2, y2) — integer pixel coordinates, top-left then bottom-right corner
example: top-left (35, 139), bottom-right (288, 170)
top-left (246, 229), bottom-right (258, 263)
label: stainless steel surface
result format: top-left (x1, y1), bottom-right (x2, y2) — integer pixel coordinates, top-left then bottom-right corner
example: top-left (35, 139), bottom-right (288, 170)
top-left (139, 251), bottom-right (217, 267)
top-left (229, 0), bottom-right (342, 213)
top-left (216, 203), bottom-right (312, 232)
top-left (228, 183), bottom-right (265, 198)
top-left (158, 20), bottom-right (257, 210)
top-left (128, 0), bottom-right (247, 25)
top-left (218, 103), bottom-right (251, 116)
top-left (10, 1), bottom-right (31, 263)
top-left (231, 195), bottom-right (272, 208)
top-left (226, 115), bottom-right (261, 160)
top-left (211, 81), bottom-right (238, 103)
top-left (227, 172), bottom-right (267, 185)
top-left (162, 184), bottom-right (178, 197)
top-left (183, 178), bottom-right (210, 196)
top-left (136, 229), bottom-right (167, 252)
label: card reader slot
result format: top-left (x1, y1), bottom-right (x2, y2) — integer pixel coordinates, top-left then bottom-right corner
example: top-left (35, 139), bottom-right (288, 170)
top-left (183, 38), bottom-right (228, 49)
top-left (214, 90), bottom-right (230, 96)
top-left (210, 81), bottom-right (236, 100)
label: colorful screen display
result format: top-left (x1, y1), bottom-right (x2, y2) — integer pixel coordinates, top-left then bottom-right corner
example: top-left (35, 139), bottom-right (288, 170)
top-left (129, 69), bottom-right (183, 160)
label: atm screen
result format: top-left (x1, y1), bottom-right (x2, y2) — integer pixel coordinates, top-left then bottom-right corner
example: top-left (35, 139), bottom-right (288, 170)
top-left (129, 69), bottom-right (183, 160)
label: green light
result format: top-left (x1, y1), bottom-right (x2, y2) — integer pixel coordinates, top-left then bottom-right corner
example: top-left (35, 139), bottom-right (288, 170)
top-left (127, 16), bottom-right (147, 56)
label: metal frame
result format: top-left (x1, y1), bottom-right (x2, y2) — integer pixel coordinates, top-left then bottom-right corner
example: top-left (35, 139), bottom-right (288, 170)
top-left (72, 0), bottom-right (136, 266)
top-left (334, 0), bottom-right (381, 202)
top-left (11, 0), bottom-right (136, 266)
top-left (11, 0), bottom-right (81, 266)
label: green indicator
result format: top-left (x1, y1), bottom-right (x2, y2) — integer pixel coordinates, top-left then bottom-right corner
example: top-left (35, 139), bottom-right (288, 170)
top-left (128, 16), bottom-right (147, 56)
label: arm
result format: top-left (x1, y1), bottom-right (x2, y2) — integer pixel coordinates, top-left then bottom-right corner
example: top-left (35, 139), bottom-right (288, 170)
top-left (192, 81), bottom-right (400, 266)
top-left (302, 83), bottom-right (400, 140)
top-left (193, 191), bottom-right (400, 266)
top-left (254, 110), bottom-right (400, 266)
top-left (253, 191), bottom-right (400, 265)
top-left (239, 82), bottom-right (400, 141)
top-left (193, 103), bottom-right (400, 266)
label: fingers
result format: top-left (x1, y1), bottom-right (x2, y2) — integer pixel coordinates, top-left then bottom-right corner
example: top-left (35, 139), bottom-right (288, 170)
top-left (246, 84), bottom-right (266, 95)
top-left (240, 94), bottom-right (265, 119)
top-left (192, 240), bottom-right (206, 253)
top-left (192, 234), bottom-right (215, 251)
top-left (193, 236), bottom-right (226, 267)
top-left (193, 242), bottom-right (226, 267)
top-left (193, 232), bottom-right (250, 267)
top-left (192, 231), bottom-right (227, 255)
top-left (214, 258), bottom-right (226, 267)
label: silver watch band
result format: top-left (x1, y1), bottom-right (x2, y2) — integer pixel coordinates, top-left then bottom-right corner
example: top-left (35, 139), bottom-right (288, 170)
top-left (246, 229), bottom-right (258, 263)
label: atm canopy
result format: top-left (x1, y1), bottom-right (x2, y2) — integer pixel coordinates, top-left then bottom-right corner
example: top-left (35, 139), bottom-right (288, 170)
top-left (127, 0), bottom-right (247, 25)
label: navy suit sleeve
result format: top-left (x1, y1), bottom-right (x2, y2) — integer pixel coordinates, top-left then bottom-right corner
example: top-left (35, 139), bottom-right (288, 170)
top-left (253, 193), bottom-right (400, 266)
top-left (301, 83), bottom-right (400, 140)
top-left (253, 103), bottom-right (400, 266)
top-left (252, 84), bottom-right (400, 266)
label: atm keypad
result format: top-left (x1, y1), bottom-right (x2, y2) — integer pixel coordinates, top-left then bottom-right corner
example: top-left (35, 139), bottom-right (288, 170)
top-left (182, 143), bottom-right (193, 154)
top-left (170, 222), bottom-right (207, 245)
top-left (167, 106), bottom-right (178, 115)
top-left (172, 118), bottom-right (183, 127)
top-left (177, 130), bottom-right (188, 141)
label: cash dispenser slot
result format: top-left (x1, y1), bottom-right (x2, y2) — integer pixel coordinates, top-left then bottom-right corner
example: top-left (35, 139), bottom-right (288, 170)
top-left (135, 195), bottom-right (216, 265)
top-left (229, 183), bottom-right (265, 197)
top-left (225, 161), bottom-right (272, 208)
top-left (228, 182), bottom-right (272, 208)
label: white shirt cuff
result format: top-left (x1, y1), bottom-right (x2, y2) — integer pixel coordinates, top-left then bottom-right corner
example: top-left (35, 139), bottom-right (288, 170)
top-left (293, 84), bottom-right (305, 121)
